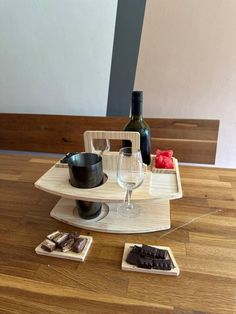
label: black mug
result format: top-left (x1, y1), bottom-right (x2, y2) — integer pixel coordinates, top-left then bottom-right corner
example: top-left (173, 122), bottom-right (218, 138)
top-left (68, 153), bottom-right (103, 219)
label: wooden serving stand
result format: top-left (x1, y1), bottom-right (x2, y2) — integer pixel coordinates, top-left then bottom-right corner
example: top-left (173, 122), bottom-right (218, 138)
top-left (35, 131), bottom-right (182, 234)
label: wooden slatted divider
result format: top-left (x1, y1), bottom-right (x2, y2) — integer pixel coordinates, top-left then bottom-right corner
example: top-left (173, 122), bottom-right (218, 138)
top-left (0, 114), bottom-right (219, 164)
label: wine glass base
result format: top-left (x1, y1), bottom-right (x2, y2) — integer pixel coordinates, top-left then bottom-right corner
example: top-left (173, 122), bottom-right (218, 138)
top-left (117, 203), bottom-right (141, 218)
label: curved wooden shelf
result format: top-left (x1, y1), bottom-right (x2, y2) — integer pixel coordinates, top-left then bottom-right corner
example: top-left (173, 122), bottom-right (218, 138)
top-left (50, 198), bottom-right (171, 234)
top-left (50, 198), bottom-right (170, 234)
top-left (35, 158), bottom-right (182, 203)
top-left (34, 131), bottom-right (183, 234)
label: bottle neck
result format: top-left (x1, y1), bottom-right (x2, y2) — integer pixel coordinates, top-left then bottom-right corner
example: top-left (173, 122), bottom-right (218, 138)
top-left (131, 101), bottom-right (143, 120)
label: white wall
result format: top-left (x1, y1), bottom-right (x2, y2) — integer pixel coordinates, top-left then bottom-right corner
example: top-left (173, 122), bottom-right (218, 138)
top-left (0, 0), bottom-right (117, 116)
top-left (135, 0), bottom-right (236, 168)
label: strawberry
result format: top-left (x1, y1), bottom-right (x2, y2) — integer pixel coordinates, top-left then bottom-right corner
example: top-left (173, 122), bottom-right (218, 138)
top-left (156, 149), bottom-right (173, 158)
top-left (155, 150), bottom-right (174, 169)
top-left (155, 155), bottom-right (165, 168)
top-left (163, 156), bottom-right (174, 169)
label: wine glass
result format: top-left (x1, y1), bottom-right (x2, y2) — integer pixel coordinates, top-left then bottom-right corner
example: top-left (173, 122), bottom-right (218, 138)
top-left (117, 147), bottom-right (144, 218)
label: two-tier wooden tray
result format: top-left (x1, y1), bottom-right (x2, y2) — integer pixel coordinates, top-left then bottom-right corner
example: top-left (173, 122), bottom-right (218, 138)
top-left (35, 131), bottom-right (182, 233)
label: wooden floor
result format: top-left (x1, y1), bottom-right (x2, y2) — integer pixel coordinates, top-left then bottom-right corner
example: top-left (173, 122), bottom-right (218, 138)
top-left (0, 154), bottom-right (236, 314)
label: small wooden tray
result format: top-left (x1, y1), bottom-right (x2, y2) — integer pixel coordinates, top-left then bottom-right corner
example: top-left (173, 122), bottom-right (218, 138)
top-left (122, 243), bottom-right (180, 276)
top-left (35, 235), bottom-right (92, 262)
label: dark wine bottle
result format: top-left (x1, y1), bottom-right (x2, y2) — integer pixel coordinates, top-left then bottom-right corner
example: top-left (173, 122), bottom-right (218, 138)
top-left (123, 91), bottom-right (151, 165)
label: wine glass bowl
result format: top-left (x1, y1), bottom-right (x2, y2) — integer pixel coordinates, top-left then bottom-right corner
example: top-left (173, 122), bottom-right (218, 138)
top-left (117, 147), bottom-right (144, 218)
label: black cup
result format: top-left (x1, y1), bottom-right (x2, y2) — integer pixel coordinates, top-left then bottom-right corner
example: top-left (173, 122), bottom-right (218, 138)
top-left (68, 153), bottom-right (103, 188)
top-left (68, 153), bottom-right (103, 219)
top-left (75, 200), bottom-right (102, 220)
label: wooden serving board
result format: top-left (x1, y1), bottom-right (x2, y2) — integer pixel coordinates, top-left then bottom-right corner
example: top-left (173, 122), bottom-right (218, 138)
top-left (35, 235), bottom-right (92, 262)
top-left (122, 243), bottom-right (180, 276)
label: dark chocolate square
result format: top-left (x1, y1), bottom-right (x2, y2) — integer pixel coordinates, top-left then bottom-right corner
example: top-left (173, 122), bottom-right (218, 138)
top-left (140, 244), bottom-right (157, 258)
top-left (137, 257), bottom-right (153, 269)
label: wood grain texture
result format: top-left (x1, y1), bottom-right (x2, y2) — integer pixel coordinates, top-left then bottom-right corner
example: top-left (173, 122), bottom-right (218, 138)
top-left (0, 113), bottom-right (219, 163)
top-left (83, 130), bottom-right (140, 153)
top-left (35, 157), bottom-right (182, 202)
top-left (35, 154), bottom-right (181, 233)
top-left (0, 154), bottom-right (236, 314)
top-left (50, 198), bottom-right (171, 234)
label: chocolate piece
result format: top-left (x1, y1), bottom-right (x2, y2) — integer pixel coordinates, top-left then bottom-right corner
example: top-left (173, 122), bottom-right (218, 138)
top-left (126, 245), bottom-right (142, 265)
top-left (41, 239), bottom-right (56, 252)
top-left (126, 250), bottom-right (140, 266)
top-left (69, 232), bottom-right (80, 240)
top-left (140, 245), bottom-right (157, 258)
top-left (153, 259), bottom-right (171, 270)
top-left (155, 249), bottom-right (168, 259)
top-left (72, 238), bottom-right (87, 253)
top-left (46, 230), bottom-right (61, 241)
top-left (53, 232), bottom-right (70, 246)
top-left (60, 238), bottom-right (75, 252)
top-left (163, 261), bottom-right (171, 270)
top-left (137, 257), bottom-right (153, 269)
top-left (140, 244), bottom-right (168, 259)
top-left (132, 245), bottom-right (142, 254)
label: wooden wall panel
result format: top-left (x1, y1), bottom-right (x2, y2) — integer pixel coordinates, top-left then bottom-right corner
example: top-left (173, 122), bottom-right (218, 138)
top-left (0, 114), bottom-right (219, 164)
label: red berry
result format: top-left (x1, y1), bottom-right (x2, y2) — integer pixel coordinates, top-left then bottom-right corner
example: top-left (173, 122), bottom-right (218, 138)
top-left (163, 156), bottom-right (174, 169)
top-left (155, 154), bottom-right (174, 169)
top-left (155, 155), bottom-right (164, 168)
top-left (156, 149), bottom-right (173, 158)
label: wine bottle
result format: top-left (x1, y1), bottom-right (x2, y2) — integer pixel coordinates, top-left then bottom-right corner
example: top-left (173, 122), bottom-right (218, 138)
top-left (123, 91), bottom-right (151, 165)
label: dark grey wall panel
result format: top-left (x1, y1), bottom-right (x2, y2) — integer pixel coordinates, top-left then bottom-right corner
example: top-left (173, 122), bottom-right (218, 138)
top-left (106, 0), bottom-right (146, 117)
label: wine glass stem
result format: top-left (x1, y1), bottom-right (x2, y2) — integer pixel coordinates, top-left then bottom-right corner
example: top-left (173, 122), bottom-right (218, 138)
top-left (127, 189), bottom-right (132, 209)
